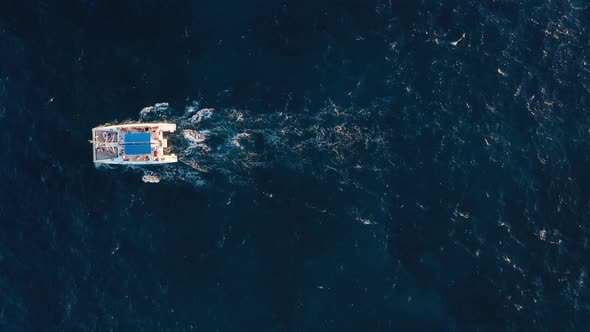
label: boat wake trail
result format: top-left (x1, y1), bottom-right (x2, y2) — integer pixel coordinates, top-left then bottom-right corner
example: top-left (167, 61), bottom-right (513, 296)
top-left (137, 101), bottom-right (394, 216)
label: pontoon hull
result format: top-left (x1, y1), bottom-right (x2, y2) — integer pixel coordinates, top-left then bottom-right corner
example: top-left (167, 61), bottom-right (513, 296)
top-left (92, 123), bottom-right (178, 165)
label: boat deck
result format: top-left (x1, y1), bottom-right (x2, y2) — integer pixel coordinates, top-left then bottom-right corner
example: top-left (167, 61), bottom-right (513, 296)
top-left (92, 123), bottom-right (177, 164)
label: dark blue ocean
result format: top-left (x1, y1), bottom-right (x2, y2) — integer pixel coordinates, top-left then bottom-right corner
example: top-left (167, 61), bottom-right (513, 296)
top-left (1, 1), bottom-right (590, 331)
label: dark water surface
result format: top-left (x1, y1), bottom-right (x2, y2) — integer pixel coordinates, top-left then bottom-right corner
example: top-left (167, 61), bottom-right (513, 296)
top-left (1, 1), bottom-right (590, 331)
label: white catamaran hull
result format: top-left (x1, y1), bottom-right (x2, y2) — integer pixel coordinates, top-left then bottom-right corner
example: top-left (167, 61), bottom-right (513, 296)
top-left (92, 123), bottom-right (178, 165)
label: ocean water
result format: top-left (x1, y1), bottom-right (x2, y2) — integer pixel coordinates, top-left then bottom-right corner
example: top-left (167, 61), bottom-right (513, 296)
top-left (1, 0), bottom-right (590, 331)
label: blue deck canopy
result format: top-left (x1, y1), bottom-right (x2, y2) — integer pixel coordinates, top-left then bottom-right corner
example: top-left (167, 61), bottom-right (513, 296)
top-left (125, 144), bottom-right (151, 155)
top-left (123, 133), bottom-right (152, 155)
top-left (124, 133), bottom-right (151, 143)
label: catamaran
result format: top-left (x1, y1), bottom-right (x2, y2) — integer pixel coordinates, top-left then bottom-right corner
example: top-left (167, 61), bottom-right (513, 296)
top-left (92, 123), bottom-right (178, 164)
